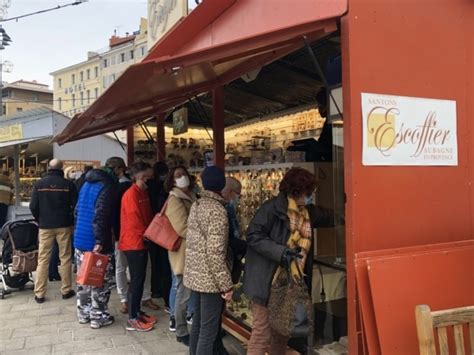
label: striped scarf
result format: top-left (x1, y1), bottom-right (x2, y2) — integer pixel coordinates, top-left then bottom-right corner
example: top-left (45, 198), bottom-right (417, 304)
top-left (286, 197), bottom-right (312, 265)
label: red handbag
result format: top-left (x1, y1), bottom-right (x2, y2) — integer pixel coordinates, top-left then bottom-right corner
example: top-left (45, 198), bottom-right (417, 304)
top-left (76, 252), bottom-right (109, 288)
top-left (144, 199), bottom-right (182, 251)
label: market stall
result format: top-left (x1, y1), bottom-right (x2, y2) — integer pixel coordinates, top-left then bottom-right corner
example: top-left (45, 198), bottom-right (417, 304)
top-left (0, 107), bottom-right (126, 216)
top-left (55, 0), bottom-right (474, 353)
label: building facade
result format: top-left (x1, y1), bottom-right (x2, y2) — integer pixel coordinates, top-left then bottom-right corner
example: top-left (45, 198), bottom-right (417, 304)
top-left (51, 18), bottom-right (148, 118)
top-left (1, 80), bottom-right (53, 116)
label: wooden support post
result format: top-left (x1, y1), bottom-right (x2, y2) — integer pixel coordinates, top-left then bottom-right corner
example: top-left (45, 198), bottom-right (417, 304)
top-left (126, 126), bottom-right (134, 166)
top-left (212, 87), bottom-right (225, 169)
top-left (156, 113), bottom-right (166, 162)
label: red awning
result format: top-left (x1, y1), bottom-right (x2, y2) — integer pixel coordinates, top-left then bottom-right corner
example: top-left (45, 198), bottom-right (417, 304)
top-left (56, 0), bottom-right (347, 144)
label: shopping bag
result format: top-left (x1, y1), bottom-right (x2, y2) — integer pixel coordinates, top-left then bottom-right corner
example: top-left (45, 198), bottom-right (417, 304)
top-left (76, 252), bottom-right (109, 288)
top-left (144, 199), bottom-right (181, 251)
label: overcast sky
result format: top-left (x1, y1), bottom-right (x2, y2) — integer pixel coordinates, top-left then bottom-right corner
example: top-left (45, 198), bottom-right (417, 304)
top-left (1, 0), bottom-right (195, 88)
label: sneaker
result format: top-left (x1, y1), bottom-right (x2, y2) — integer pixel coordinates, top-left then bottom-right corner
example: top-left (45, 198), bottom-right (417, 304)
top-left (120, 302), bottom-right (128, 314)
top-left (164, 306), bottom-right (171, 314)
top-left (90, 316), bottom-right (115, 329)
top-left (139, 312), bottom-right (157, 325)
top-left (169, 316), bottom-right (176, 332)
top-left (186, 315), bottom-right (193, 325)
top-left (126, 318), bottom-right (154, 332)
top-left (177, 335), bottom-right (190, 347)
top-left (78, 318), bottom-right (90, 324)
top-left (142, 299), bottom-right (160, 310)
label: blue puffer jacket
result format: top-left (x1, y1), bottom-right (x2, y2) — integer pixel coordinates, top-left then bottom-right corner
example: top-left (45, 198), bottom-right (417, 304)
top-left (74, 169), bottom-right (117, 253)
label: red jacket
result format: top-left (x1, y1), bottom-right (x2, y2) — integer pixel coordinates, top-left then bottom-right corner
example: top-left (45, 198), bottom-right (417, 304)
top-left (118, 184), bottom-right (153, 251)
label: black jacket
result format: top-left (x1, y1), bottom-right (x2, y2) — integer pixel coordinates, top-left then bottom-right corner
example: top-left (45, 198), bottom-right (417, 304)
top-left (147, 178), bottom-right (168, 214)
top-left (74, 169), bottom-right (118, 253)
top-left (30, 170), bottom-right (77, 229)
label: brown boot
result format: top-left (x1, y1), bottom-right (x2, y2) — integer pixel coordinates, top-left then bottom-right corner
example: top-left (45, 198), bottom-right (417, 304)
top-left (142, 299), bottom-right (160, 311)
top-left (120, 302), bottom-right (128, 314)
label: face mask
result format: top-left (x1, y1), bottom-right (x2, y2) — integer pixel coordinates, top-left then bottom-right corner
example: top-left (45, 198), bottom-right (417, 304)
top-left (304, 195), bottom-right (314, 206)
top-left (175, 175), bottom-right (190, 189)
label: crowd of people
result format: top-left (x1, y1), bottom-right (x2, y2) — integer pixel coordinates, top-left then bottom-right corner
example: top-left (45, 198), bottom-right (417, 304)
top-left (29, 156), bottom-right (319, 355)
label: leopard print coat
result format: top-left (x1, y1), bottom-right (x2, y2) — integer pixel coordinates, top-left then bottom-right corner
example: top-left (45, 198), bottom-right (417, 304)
top-left (184, 190), bottom-right (233, 293)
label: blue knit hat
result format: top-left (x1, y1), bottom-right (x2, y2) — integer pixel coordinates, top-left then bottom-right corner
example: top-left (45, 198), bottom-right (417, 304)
top-left (201, 166), bottom-right (226, 192)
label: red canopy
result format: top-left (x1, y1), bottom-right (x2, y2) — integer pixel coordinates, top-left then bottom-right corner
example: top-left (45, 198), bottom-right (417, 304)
top-left (56, 0), bottom-right (347, 144)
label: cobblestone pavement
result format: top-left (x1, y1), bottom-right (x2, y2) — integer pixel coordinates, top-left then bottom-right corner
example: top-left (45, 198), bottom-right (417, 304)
top-left (0, 280), bottom-right (246, 355)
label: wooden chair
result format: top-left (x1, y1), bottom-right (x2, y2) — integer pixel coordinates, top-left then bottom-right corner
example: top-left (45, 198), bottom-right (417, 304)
top-left (415, 304), bottom-right (474, 355)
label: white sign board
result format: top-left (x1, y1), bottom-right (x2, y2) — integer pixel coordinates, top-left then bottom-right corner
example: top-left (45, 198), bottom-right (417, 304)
top-left (147, 0), bottom-right (187, 50)
top-left (361, 93), bottom-right (457, 166)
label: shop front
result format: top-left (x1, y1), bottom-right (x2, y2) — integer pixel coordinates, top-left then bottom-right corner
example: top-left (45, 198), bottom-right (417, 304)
top-left (55, 0), bottom-right (474, 353)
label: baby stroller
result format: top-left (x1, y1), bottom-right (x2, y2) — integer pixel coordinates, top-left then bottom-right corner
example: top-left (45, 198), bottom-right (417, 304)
top-left (0, 220), bottom-right (38, 299)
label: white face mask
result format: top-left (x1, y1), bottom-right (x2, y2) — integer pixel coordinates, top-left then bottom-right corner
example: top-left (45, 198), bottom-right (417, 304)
top-left (175, 175), bottom-right (190, 189)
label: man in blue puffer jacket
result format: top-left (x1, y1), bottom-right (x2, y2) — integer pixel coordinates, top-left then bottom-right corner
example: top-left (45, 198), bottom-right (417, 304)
top-left (74, 167), bottom-right (117, 329)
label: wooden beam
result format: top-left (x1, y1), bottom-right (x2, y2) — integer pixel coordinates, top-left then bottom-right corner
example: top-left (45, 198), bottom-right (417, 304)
top-left (212, 87), bottom-right (225, 169)
top-left (156, 113), bottom-right (166, 162)
top-left (126, 126), bottom-right (134, 166)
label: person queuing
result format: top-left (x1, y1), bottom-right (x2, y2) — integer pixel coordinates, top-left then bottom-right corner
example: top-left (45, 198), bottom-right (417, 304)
top-left (108, 157), bottom-right (160, 315)
top-left (147, 162), bottom-right (172, 312)
top-left (184, 166), bottom-right (233, 355)
top-left (118, 162), bottom-right (157, 332)
top-left (164, 166), bottom-right (196, 346)
top-left (244, 167), bottom-right (318, 355)
top-left (30, 159), bottom-right (77, 304)
top-left (73, 166), bottom-right (117, 329)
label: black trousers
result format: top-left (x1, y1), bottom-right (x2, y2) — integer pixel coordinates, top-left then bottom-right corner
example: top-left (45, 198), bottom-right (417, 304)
top-left (149, 242), bottom-right (172, 307)
top-left (124, 249), bottom-right (148, 320)
top-left (190, 291), bottom-right (224, 355)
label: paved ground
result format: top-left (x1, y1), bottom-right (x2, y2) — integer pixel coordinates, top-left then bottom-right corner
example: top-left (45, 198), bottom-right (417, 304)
top-left (0, 280), bottom-right (246, 355)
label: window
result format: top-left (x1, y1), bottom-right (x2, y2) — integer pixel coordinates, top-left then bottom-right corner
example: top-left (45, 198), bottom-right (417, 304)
top-left (80, 92), bottom-right (84, 106)
top-left (103, 76), bottom-right (107, 89)
top-left (95, 66), bottom-right (99, 77)
top-left (72, 94), bottom-right (76, 107)
top-left (87, 90), bottom-right (90, 104)
top-left (2, 91), bottom-right (8, 98)
top-left (111, 55), bottom-right (116, 65)
top-left (103, 59), bottom-right (108, 68)
top-left (72, 74), bottom-right (76, 84)
top-left (16, 107), bottom-right (22, 113)
top-left (2, 105), bottom-right (5, 115)
top-left (140, 46), bottom-right (145, 57)
top-left (80, 71), bottom-right (84, 82)
top-left (94, 87), bottom-right (99, 99)
top-left (58, 97), bottom-right (62, 111)
top-left (111, 74), bottom-right (116, 82)
top-left (130, 50), bottom-right (134, 60)
top-left (32, 94), bottom-right (38, 102)
top-left (86, 69), bottom-right (90, 80)
top-left (58, 78), bottom-right (62, 89)
top-left (120, 53), bottom-right (125, 63)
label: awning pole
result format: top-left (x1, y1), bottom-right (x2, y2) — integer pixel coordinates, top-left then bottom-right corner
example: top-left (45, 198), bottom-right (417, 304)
top-left (112, 131), bottom-right (127, 154)
top-left (212, 87), bottom-right (225, 169)
top-left (303, 36), bottom-right (343, 119)
top-left (188, 98), bottom-right (213, 142)
top-left (126, 126), bottom-right (134, 166)
top-left (13, 144), bottom-right (20, 207)
top-left (156, 113), bottom-right (166, 162)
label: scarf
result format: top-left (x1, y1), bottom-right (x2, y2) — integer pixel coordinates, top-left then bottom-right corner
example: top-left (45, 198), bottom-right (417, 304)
top-left (274, 197), bottom-right (312, 283)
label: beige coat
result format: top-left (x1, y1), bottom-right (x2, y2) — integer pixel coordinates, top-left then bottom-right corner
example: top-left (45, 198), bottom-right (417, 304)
top-left (184, 191), bottom-right (233, 293)
top-left (165, 187), bottom-right (194, 275)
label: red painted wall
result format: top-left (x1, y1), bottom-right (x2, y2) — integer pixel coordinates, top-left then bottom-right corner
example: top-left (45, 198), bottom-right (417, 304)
top-left (341, 0), bottom-right (474, 352)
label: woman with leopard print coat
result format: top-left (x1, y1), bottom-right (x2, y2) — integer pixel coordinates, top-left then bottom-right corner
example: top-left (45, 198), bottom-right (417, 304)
top-left (184, 166), bottom-right (233, 355)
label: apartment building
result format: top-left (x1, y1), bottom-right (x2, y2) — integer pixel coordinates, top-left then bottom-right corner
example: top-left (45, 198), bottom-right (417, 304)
top-left (1, 80), bottom-right (53, 116)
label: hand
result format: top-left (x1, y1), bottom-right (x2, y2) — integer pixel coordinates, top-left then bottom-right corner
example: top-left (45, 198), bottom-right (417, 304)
top-left (93, 244), bottom-right (103, 253)
top-left (221, 289), bottom-right (233, 301)
top-left (281, 247), bottom-right (302, 270)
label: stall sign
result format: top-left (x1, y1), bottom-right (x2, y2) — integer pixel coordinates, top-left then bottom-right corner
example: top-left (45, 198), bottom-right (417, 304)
top-left (0, 124), bottom-right (23, 142)
top-left (148, 0), bottom-right (187, 49)
top-left (173, 107), bottom-right (188, 135)
top-left (63, 160), bottom-right (100, 171)
top-left (362, 93), bottom-right (457, 166)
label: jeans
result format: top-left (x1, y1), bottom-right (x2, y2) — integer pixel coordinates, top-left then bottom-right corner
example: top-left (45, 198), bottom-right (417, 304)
top-left (175, 274), bottom-right (191, 337)
top-left (75, 249), bottom-right (114, 325)
top-left (48, 241), bottom-right (60, 279)
top-left (123, 249), bottom-right (148, 320)
top-left (35, 227), bottom-right (73, 298)
top-left (247, 302), bottom-right (289, 355)
top-left (190, 292), bottom-right (224, 355)
top-left (115, 243), bottom-right (152, 303)
top-left (170, 273), bottom-right (195, 318)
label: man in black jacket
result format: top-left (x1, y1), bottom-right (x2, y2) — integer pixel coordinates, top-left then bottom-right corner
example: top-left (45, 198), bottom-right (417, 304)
top-left (30, 159), bottom-right (77, 304)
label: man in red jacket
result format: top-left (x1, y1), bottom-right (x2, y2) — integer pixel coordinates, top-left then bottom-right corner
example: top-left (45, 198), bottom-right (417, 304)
top-left (118, 162), bottom-right (156, 332)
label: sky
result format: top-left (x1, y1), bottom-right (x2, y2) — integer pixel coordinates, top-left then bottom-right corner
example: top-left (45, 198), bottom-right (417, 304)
top-left (1, 0), bottom-right (196, 88)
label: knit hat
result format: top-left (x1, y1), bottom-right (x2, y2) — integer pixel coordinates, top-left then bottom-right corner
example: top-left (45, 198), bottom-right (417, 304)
top-left (201, 166), bottom-right (226, 192)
